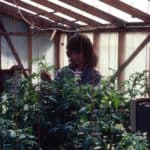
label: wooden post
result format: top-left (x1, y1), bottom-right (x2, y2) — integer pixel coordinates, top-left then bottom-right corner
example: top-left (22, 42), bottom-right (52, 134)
top-left (0, 19), bottom-right (29, 78)
top-left (111, 33), bottom-right (150, 80)
top-left (93, 32), bottom-right (100, 69)
top-left (28, 27), bottom-right (32, 75)
top-left (118, 31), bottom-right (126, 87)
top-left (54, 32), bottom-right (61, 69)
top-left (93, 32), bottom-right (100, 53)
top-left (0, 35), bottom-right (1, 70)
top-left (148, 47), bottom-right (150, 96)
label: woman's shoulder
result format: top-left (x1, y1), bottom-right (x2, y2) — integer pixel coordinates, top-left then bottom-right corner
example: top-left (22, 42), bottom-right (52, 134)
top-left (55, 66), bottom-right (73, 80)
top-left (84, 67), bottom-right (101, 77)
top-left (81, 67), bottom-right (101, 86)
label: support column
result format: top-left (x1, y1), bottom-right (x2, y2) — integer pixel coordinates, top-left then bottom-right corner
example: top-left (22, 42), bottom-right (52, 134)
top-left (54, 31), bottom-right (61, 69)
top-left (93, 32), bottom-right (100, 53)
top-left (0, 35), bottom-right (1, 70)
top-left (28, 27), bottom-right (32, 75)
top-left (93, 32), bottom-right (100, 69)
top-left (148, 46), bottom-right (150, 97)
top-left (118, 31), bottom-right (126, 87)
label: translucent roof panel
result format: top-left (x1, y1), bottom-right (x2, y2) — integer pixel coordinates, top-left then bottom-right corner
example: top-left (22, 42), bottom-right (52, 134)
top-left (0, 0), bottom-right (57, 24)
top-left (54, 12), bottom-right (76, 21)
top-left (1, 0), bottom-right (36, 15)
top-left (21, 0), bottom-right (54, 13)
top-left (39, 15), bottom-right (55, 22)
top-left (80, 0), bottom-right (143, 22)
top-left (1, 0), bottom-right (149, 26)
top-left (76, 21), bottom-right (87, 26)
top-left (120, 0), bottom-right (150, 15)
top-left (48, 0), bottom-right (109, 24)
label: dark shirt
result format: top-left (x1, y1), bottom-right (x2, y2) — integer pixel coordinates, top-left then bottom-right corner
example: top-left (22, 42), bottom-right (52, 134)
top-left (55, 65), bottom-right (101, 86)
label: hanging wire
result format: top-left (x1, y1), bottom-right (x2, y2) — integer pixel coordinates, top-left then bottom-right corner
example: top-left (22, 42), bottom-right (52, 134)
top-left (12, 0), bottom-right (118, 33)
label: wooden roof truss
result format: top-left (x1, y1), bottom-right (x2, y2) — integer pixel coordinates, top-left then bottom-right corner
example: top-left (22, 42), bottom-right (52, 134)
top-left (0, 0), bottom-right (150, 31)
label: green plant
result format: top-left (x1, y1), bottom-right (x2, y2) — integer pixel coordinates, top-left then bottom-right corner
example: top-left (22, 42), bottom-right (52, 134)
top-left (0, 58), bottom-right (149, 149)
top-left (117, 132), bottom-right (148, 150)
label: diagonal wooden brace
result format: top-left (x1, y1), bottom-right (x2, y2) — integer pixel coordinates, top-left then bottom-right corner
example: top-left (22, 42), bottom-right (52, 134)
top-left (112, 33), bottom-right (150, 81)
top-left (0, 18), bottom-right (29, 78)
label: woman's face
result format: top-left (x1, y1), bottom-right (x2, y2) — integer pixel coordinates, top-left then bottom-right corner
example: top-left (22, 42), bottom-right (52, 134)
top-left (67, 51), bottom-right (84, 69)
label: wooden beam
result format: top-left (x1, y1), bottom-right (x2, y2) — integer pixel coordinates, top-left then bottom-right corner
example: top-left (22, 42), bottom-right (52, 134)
top-left (28, 27), bottom-right (32, 75)
top-left (60, 0), bottom-right (126, 25)
top-left (54, 32), bottom-right (61, 69)
top-left (93, 32), bottom-right (100, 69)
top-left (80, 26), bottom-right (150, 33)
top-left (0, 35), bottom-right (1, 70)
top-left (32, 0), bottom-right (102, 27)
top-left (118, 31), bottom-right (126, 86)
top-left (0, 2), bottom-right (65, 29)
top-left (149, 49), bottom-right (150, 97)
top-left (93, 32), bottom-right (99, 54)
top-left (100, 0), bottom-right (150, 22)
top-left (112, 33), bottom-right (150, 80)
top-left (0, 31), bottom-right (28, 36)
top-left (1, 27), bottom-right (149, 35)
top-left (0, 19), bottom-right (29, 78)
top-left (7, 0), bottom-right (80, 28)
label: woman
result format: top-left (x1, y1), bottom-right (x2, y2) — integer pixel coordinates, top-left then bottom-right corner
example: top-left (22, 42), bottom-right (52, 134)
top-left (47, 34), bottom-right (101, 149)
top-left (56, 33), bottom-right (101, 86)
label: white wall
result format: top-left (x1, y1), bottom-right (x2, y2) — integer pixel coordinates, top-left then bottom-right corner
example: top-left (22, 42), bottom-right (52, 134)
top-left (124, 32), bottom-right (149, 79)
top-left (1, 15), bottom-right (55, 72)
top-left (1, 15), bottom-right (28, 69)
top-left (98, 32), bottom-right (118, 76)
top-left (32, 34), bottom-right (55, 73)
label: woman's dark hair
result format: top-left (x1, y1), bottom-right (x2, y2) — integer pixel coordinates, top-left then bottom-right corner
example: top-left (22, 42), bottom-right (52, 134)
top-left (67, 34), bottom-right (98, 68)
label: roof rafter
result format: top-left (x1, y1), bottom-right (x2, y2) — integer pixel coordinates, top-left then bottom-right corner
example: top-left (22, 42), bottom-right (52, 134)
top-left (60, 0), bottom-right (126, 25)
top-left (100, 0), bottom-right (150, 22)
top-left (32, 0), bottom-right (102, 27)
top-left (6, 0), bottom-right (80, 27)
top-left (0, 2), bottom-right (67, 29)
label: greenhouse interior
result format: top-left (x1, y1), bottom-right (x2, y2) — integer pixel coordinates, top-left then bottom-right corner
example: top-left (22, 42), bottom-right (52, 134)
top-left (0, 0), bottom-right (150, 149)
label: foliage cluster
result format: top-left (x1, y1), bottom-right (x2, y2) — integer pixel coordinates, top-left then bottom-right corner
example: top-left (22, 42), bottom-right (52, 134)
top-left (0, 59), bottom-right (149, 149)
